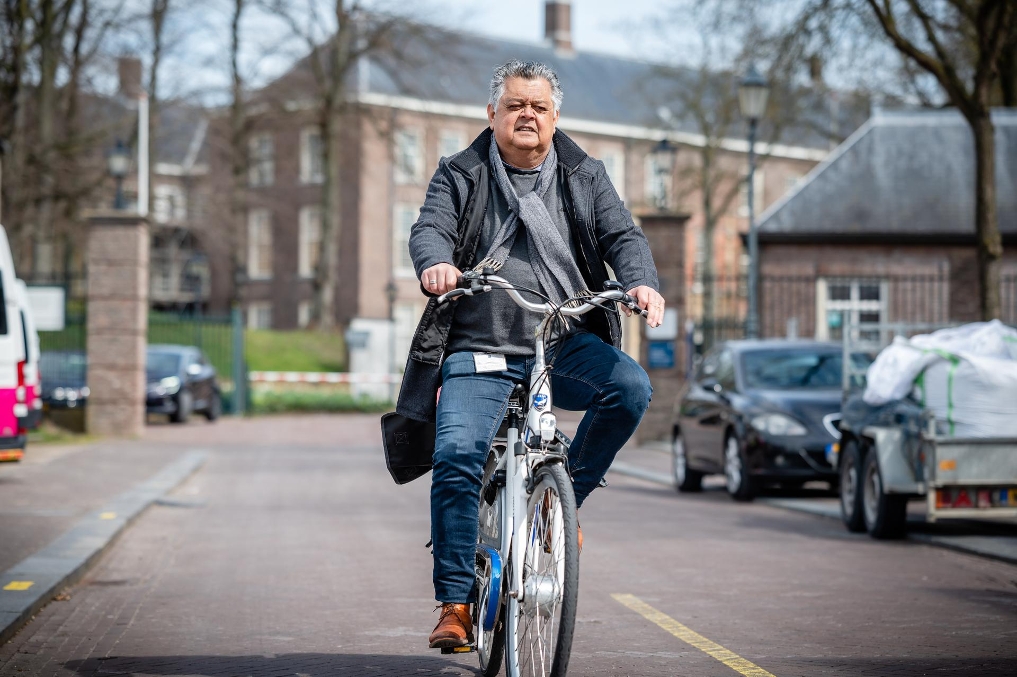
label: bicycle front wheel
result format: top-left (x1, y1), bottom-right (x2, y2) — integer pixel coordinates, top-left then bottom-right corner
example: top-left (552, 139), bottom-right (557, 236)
top-left (505, 462), bottom-right (579, 677)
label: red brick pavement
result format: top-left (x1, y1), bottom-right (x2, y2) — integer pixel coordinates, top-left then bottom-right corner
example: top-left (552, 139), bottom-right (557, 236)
top-left (1, 413), bottom-right (1015, 676)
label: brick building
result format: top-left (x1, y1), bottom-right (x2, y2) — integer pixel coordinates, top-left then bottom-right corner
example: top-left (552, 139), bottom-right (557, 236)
top-left (754, 108), bottom-right (1017, 338)
top-left (219, 0), bottom-right (852, 378)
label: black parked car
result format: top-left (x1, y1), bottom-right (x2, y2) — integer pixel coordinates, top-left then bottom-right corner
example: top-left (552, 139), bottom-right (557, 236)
top-left (40, 350), bottom-right (89, 410)
top-left (671, 340), bottom-right (858, 501)
top-left (146, 345), bottom-right (221, 423)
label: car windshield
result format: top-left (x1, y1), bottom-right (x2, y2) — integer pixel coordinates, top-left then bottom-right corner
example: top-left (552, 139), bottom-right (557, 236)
top-left (741, 350), bottom-right (843, 390)
top-left (147, 352), bottom-right (181, 380)
top-left (40, 351), bottom-right (87, 385)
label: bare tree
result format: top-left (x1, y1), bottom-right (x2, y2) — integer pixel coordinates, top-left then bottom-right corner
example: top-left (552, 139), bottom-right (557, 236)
top-left (227, 0), bottom-right (247, 302)
top-left (261, 0), bottom-right (444, 330)
top-left (863, 1), bottom-right (1015, 320)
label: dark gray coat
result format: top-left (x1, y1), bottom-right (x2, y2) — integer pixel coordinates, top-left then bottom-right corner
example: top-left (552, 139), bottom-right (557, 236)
top-left (397, 128), bottom-right (659, 422)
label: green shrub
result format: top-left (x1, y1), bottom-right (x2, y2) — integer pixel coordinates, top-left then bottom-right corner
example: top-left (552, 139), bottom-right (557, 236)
top-left (250, 389), bottom-right (391, 414)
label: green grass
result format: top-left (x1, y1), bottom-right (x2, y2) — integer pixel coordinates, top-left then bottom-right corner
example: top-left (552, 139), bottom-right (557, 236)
top-left (250, 390), bottom-right (389, 414)
top-left (245, 329), bottom-right (346, 372)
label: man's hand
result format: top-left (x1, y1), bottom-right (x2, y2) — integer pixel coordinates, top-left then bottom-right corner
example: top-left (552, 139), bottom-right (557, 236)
top-left (421, 263), bottom-right (462, 296)
top-left (625, 285), bottom-right (665, 328)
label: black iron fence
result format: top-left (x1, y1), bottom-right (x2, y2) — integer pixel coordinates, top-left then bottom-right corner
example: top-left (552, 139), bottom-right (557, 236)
top-left (689, 271), bottom-right (1017, 354)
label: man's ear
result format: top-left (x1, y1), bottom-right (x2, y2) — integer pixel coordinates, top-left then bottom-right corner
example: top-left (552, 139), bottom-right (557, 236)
top-left (487, 103), bottom-right (496, 129)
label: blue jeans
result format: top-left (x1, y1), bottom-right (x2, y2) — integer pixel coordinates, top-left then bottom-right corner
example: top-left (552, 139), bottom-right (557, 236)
top-left (430, 331), bottom-right (652, 603)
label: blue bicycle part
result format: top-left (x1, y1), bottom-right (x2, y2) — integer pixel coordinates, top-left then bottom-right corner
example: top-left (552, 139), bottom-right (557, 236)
top-left (476, 543), bottom-right (503, 632)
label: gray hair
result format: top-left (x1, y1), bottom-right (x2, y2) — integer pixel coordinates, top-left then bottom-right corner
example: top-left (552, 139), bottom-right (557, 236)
top-left (489, 60), bottom-right (564, 112)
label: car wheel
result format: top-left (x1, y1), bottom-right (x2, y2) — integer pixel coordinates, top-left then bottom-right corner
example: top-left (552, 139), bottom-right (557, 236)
top-left (204, 391), bottom-right (222, 421)
top-left (170, 388), bottom-right (192, 424)
top-left (839, 438), bottom-right (866, 533)
top-left (862, 450), bottom-right (907, 539)
top-left (724, 434), bottom-right (754, 501)
top-left (671, 432), bottom-right (703, 493)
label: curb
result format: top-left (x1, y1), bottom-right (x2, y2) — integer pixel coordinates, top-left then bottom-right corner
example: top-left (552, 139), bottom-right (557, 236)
top-left (0, 449), bottom-right (207, 646)
top-left (609, 461), bottom-right (1017, 568)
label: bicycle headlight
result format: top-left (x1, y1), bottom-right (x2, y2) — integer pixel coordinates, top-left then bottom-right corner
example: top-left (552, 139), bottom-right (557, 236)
top-left (538, 412), bottom-right (557, 442)
top-left (751, 413), bottom-right (807, 436)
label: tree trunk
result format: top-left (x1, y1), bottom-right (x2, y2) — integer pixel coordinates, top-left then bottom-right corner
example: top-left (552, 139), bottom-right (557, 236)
top-left (314, 107), bottom-right (341, 330)
top-left (35, 0), bottom-right (60, 277)
top-left (700, 153), bottom-right (715, 336)
top-left (970, 110), bottom-right (1002, 320)
top-left (229, 0), bottom-right (246, 304)
top-left (148, 0), bottom-right (169, 217)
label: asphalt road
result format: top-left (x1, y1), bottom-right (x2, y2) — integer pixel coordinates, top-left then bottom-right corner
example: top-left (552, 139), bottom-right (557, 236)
top-left (1, 414), bottom-right (1015, 676)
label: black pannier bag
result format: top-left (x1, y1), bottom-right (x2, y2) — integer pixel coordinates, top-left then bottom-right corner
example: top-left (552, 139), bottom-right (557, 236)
top-left (380, 412), bottom-right (435, 484)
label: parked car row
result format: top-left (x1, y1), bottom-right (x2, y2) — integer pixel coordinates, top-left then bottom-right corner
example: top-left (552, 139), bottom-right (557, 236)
top-left (40, 345), bottom-right (222, 425)
top-left (670, 340), bottom-right (871, 501)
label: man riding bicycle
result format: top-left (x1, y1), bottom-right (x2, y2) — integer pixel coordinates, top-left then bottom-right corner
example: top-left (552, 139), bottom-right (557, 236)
top-left (397, 60), bottom-right (664, 649)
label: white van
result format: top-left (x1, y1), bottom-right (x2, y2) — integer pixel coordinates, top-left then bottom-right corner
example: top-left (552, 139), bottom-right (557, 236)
top-left (0, 225), bottom-right (28, 462)
top-left (14, 279), bottom-right (42, 430)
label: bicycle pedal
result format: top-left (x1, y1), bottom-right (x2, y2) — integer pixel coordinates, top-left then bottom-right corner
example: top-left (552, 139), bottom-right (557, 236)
top-left (440, 645), bottom-right (476, 654)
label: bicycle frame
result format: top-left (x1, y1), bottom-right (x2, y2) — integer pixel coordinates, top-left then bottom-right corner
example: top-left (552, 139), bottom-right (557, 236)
top-left (438, 273), bottom-right (646, 673)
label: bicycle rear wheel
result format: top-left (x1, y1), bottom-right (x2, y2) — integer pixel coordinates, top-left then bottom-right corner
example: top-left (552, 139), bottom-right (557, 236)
top-left (505, 462), bottom-right (579, 677)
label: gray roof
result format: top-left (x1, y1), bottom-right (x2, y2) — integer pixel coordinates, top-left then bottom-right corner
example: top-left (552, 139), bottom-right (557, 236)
top-left (757, 109), bottom-right (1017, 240)
top-left (266, 24), bottom-right (866, 152)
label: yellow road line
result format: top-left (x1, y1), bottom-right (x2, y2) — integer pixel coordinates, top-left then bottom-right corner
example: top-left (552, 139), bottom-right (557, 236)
top-left (99, 512), bottom-right (117, 520)
top-left (3, 581), bottom-right (33, 591)
top-left (612, 593), bottom-right (776, 677)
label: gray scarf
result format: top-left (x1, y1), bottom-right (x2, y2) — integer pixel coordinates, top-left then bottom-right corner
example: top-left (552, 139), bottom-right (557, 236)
top-left (479, 135), bottom-right (588, 305)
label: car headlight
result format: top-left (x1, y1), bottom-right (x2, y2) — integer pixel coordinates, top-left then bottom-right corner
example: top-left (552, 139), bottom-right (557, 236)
top-left (81, 387), bottom-right (90, 398)
top-left (160, 376), bottom-right (181, 394)
top-left (751, 413), bottom-right (808, 436)
top-left (54, 387), bottom-right (66, 400)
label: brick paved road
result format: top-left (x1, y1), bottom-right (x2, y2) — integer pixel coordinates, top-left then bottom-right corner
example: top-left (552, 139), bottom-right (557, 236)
top-left (2, 414), bottom-right (1015, 676)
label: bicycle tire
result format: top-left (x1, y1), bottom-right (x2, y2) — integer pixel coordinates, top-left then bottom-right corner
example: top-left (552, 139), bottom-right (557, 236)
top-left (505, 462), bottom-right (579, 677)
top-left (478, 450), bottom-right (506, 676)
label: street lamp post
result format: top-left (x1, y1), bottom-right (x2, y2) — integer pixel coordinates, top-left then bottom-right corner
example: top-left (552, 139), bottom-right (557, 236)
top-left (385, 280), bottom-right (398, 403)
top-left (738, 65), bottom-right (770, 340)
top-left (649, 137), bottom-right (678, 211)
top-left (107, 139), bottom-right (131, 210)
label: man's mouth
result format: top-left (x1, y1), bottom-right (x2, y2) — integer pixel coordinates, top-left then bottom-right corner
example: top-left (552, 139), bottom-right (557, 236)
top-left (516, 126), bottom-right (536, 133)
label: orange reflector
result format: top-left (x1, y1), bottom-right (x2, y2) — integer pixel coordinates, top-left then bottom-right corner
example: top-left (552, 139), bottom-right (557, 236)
top-left (939, 459), bottom-right (957, 471)
top-left (0, 450), bottom-right (23, 462)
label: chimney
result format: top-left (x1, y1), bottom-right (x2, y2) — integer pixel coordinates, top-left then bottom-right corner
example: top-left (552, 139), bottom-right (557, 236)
top-left (545, 0), bottom-right (572, 52)
top-left (118, 56), bottom-right (143, 99)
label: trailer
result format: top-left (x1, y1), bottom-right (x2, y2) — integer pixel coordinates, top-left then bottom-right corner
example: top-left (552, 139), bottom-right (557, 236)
top-left (835, 322), bottom-right (1017, 539)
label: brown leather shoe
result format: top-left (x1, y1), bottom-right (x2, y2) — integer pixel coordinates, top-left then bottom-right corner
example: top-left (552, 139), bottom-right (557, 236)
top-left (428, 603), bottom-right (474, 649)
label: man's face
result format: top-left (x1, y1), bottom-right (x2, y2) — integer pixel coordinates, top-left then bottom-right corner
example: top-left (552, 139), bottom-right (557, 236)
top-left (487, 76), bottom-right (559, 156)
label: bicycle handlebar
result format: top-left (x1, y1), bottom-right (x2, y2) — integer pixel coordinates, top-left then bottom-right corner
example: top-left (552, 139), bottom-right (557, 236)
top-left (436, 272), bottom-right (649, 319)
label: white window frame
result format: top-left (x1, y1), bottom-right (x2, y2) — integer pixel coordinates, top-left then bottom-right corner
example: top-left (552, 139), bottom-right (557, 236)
top-left (248, 133), bottom-right (274, 187)
top-left (738, 169), bottom-right (766, 217)
top-left (815, 278), bottom-right (888, 341)
top-left (153, 183), bottom-right (186, 224)
top-left (601, 149), bottom-right (626, 201)
top-left (300, 127), bottom-right (324, 184)
top-left (438, 129), bottom-right (466, 160)
top-left (247, 302), bottom-right (272, 330)
top-left (298, 205), bottom-right (323, 279)
top-left (297, 301), bottom-right (312, 329)
top-left (246, 209), bottom-right (273, 280)
top-left (392, 203), bottom-right (418, 278)
top-left (394, 128), bottom-right (424, 185)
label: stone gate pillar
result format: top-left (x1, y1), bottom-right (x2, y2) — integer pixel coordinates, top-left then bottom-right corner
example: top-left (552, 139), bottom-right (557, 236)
top-left (635, 211), bottom-right (688, 443)
top-left (86, 212), bottom-right (149, 436)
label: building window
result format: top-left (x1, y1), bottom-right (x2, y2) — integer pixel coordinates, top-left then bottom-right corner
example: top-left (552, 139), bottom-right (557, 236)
top-left (601, 149), bottom-right (625, 200)
top-left (248, 133), bottom-right (274, 187)
top-left (392, 203), bottom-right (417, 277)
top-left (298, 301), bottom-right (312, 328)
top-left (644, 154), bottom-right (670, 209)
top-left (438, 130), bottom-right (465, 160)
top-left (247, 302), bottom-right (272, 330)
top-left (153, 184), bottom-right (186, 224)
top-left (738, 169), bottom-right (766, 217)
top-left (299, 205), bottom-right (322, 278)
top-left (815, 278), bottom-right (887, 342)
top-left (247, 209), bottom-right (272, 280)
top-left (300, 127), bottom-right (324, 184)
top-left (394, 129), bottom-right (424, 184)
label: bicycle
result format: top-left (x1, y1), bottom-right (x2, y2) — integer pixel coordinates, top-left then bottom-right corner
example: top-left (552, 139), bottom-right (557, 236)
top-left (434, 270), bottom-right (647, 677)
